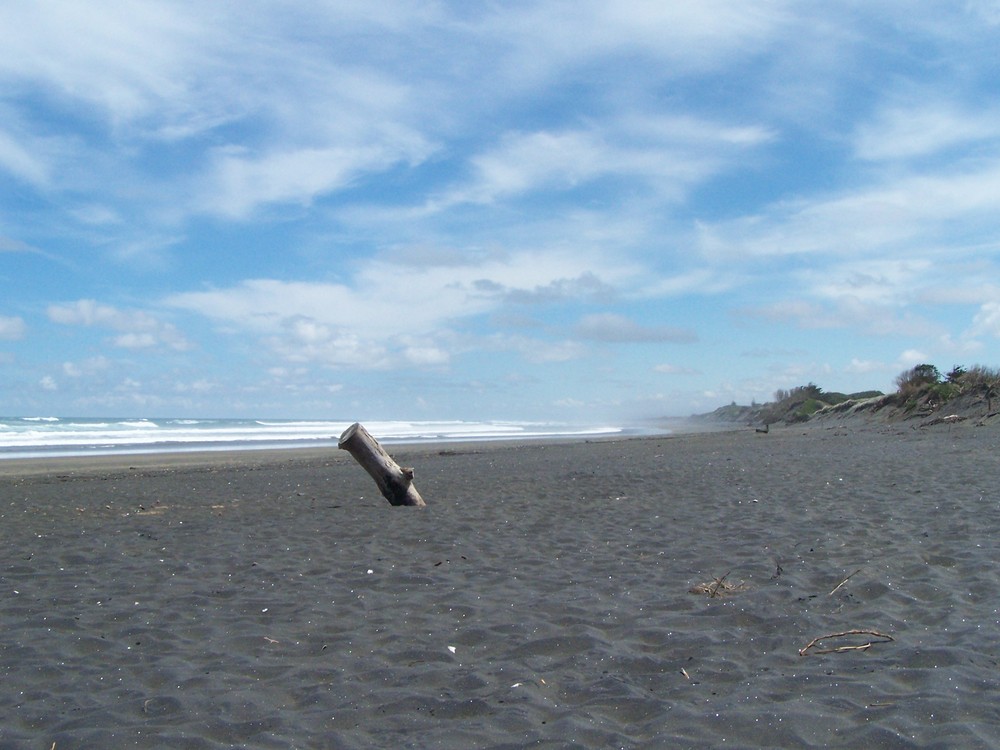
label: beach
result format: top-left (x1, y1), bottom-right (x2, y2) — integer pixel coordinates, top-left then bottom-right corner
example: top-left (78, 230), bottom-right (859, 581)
top-left (2, 423), bottom-right (999, 748)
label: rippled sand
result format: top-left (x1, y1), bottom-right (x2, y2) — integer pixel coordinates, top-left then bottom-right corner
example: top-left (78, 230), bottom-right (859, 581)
top-left (2, 424), bottom-right (999, 748)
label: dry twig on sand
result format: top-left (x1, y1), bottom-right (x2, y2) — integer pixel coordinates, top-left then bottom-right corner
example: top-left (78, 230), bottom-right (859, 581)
top-left (798, 629), bottom-right (894, 656)
top-left (828, 567), bottom-right (863, 596)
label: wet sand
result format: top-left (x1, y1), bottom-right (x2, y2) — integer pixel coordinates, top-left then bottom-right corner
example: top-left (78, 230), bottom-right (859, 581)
top-left (2, 424), bottom-right (999, 748)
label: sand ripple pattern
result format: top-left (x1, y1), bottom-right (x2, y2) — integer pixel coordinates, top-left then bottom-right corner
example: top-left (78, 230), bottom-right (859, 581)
top-left (2, 426), bottom-right (1000, 747)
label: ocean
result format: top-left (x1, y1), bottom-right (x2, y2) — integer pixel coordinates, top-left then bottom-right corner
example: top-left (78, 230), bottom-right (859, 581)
top-left (0, 416), bottom-right (629, 460)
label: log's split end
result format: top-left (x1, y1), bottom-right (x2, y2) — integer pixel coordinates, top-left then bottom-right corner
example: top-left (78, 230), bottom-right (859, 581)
top-left (338, 422), bottom-right (426, 507)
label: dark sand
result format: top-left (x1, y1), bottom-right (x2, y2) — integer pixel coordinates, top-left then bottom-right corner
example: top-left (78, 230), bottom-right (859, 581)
top-left (2, 424), bottom-right (999, 748)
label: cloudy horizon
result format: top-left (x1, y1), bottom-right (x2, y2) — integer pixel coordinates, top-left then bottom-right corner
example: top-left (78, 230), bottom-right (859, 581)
top-left (2, 2), bottom-right (999, 423)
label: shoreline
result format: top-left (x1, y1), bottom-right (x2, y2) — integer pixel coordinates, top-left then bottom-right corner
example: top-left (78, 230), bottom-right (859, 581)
top-left (0, 416), bottom-right (645, 467)
top-left (0, 410), bottom-right (978, 477)
top-left (0, 432), bottom-right (647, 477)
top-left (0, 421), bottom-right (706, 477)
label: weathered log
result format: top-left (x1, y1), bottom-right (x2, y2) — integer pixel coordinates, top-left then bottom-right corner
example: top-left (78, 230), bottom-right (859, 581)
top-left (338, 422), bottom-right (426, 507)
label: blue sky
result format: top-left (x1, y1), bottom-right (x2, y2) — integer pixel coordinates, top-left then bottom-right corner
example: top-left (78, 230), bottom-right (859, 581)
top-left (1, 1), bottom-right (999, 422)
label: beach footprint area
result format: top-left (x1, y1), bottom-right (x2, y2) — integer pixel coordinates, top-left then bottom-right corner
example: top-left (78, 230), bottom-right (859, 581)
top-left (1, 426), bottom-right (999, 748)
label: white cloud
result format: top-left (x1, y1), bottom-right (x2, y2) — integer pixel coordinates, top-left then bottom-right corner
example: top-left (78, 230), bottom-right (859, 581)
top-left (506, 336), bottom-right (585, 364)
top-left (0, 129), bottom-right (50, 185)
top-left (0, 2), bottom-right (235, 127)
top-left (201, 137), bottom-right (432, 219)
top-left (917, 277), bottom-right (1000, 305)
top-left (169, 277), bottom-right (466, 343)
top-left (173, 378), bottom-right (217, 394)
top-left (897, 349), bottom-right (930, 368)
top-left (40, 375), bottom-right (57, 391)
top-left (742, 296), bottom-right (941, 338)
top-left (167, 247), bottom-right (637, 367)
top-left (639, 268), bottom-right (740, 298)
top-left (575, 313), bottom-right (696, 343)
top-left (622, 114), bottom-right (775, 147)
top-left (0, 2), bottom-right (441, 226)
top-left (0, 315), bottom-right (26, 340)
top-left (108, 234), bottom-right (184, 268)
top-left (402, 344), bottom-right (450, 367)
top-left (800, 259), bottom-right (934, 306)
top-left (113, 332), bottom-right (158, 349)
top-left (48, 299), bottom-right (115, 326)
top-left (70, 204), bottom-right (123, 226)
top-left (455, 130), bottom-right (610, 204)
top-left (699, 161), bottom-right (1000, 261)
top-left (268, 321), bottom-right (388, 370)
top-left (855, 101), bottom-right (1000, 161)
top-left (969, 301), bottom-right (1000, 338)
top-left (491, 0), bottom-right (790, 80)
top-left (434, 116), bottom-right (774, 210)
top-left (62, 356), bottom-right (110, 378)
top-left (845, 358), bottom-right (886, 375)
top-left (0, 236), bottom-right (43, 254)
top-left (47, 299), bottom-right (192, 351)
top-left (654, 363), bottom-right (701, 375)
top-left (965, 0), bottom-right (1000, 25)
top-left (742, 300), bottom-right (825, 324)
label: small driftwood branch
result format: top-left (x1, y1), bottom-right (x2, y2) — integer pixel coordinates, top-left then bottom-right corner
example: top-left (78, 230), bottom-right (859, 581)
top-left (338, 422), bottom-right (426, 507)
top-left (689, 570), bottom-right (748, 598)
top-left (798, 629), bottom-right (894, 656)
top-left (709, 569), bottom-right (732, 598)
top-left (828, 567), bottom-right (863, 596)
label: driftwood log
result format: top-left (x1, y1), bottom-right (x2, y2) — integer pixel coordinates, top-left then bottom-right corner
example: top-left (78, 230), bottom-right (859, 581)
top-left (338, 422), bottom-right (426, 507)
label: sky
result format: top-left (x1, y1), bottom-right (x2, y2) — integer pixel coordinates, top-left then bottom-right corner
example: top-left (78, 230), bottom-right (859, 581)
top-left (1, 1), bottom-right (999, 423)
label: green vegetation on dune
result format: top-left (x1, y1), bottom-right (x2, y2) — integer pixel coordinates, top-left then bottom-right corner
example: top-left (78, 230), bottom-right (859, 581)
top-left (894, 364), bottom-right (1000, 416)
top-left (696, 364), bottom-right (1000, 427)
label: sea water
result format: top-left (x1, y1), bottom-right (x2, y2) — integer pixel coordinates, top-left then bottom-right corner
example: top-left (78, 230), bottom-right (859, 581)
top-left (0, 416), bottom-right (627, 459)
